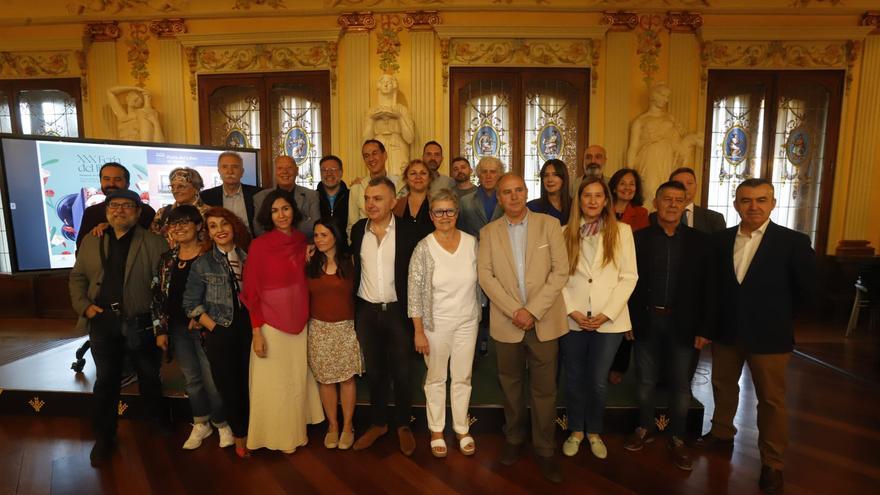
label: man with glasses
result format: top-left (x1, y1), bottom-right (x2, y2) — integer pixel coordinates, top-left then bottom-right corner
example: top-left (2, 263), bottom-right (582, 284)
top-left (69, 189), bottom-right (169, 467)
top-left (315, 154), bottom-right (349, 237)
top-left (76, 162), bottom-right (155, 251)
top-left (252, 155), bottom-right (320, 239)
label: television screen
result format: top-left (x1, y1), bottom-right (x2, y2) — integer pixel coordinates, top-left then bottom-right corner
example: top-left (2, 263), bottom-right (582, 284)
top-left (0, 135), bottom-right (259, 273)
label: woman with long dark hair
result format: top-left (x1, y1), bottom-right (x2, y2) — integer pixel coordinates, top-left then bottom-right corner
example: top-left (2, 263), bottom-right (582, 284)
top-left (182, 207), bottom-right (252, 458)
top-left (240, 189), bottom-right (323, 454)
top-left (527, 159), bottom-right (572, 225)
top-left (305, 218), bottom-right (363, 450)
top-left (560, 177), bottom-right (638, 460)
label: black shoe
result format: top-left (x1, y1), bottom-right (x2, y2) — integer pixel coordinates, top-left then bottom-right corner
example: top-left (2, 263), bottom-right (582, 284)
top-left (759, 465), bottom-right (784, 494)
top-left (90, 439), bottom-right (115, 467)
top-left (499, 442), bottom-right (521, 466)
top-left (668, 437), bottom-right (694, 471)
top-left (694, 432), bottom-right (734, 449)
top-left (535, 455), bottom-right (563, 484)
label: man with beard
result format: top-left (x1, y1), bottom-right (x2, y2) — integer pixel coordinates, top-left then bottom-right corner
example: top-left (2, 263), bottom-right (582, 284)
top-left (75, 162), bottom-right (155, 251)
top-left (451, 156), bottom-right (476, 198)
top-left (569, 144), bottom-right (607, 197)
top-left (398, 141), bottom-right (456, 196)
top-left (69, 188), bottom-right (169, 466)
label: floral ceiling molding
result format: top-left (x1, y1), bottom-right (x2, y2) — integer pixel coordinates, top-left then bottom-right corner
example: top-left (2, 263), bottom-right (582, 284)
top-left (66, 0), bottom-right (188, 15)
top-left (444, 38), bottom-right (601, 92)
top-left (700, 39), bottom-right (861, 92)
top-left (184, 41), bottom-right (335, 98)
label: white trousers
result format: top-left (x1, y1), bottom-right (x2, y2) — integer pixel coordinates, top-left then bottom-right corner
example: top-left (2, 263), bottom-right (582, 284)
top-left (423, 316), bottom-right (478, 434)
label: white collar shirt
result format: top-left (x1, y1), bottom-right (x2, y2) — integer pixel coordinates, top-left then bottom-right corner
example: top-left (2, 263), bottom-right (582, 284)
top-left (733, 218), bottom-right (771, 284)
top-left (357, 215), bottom-right (398, 303)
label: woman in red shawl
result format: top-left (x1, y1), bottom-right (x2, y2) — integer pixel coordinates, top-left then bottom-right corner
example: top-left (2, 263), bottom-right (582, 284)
top-left (241, 189), bottom-right (324, 453)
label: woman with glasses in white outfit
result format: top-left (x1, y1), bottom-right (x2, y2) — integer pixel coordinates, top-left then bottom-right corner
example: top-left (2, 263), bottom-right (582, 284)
top-left (409, 189), bottom-right (482, 458)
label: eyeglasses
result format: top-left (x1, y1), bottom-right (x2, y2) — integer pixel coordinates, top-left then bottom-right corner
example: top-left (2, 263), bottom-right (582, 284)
top-left (320, 168), bottom-right (340, 174)
top-left (107, 202), bottom-right (137, 211)
top-left (430, 208), bottom-right (458, 218)
top-left (168, 220), bottom-right (195, 228)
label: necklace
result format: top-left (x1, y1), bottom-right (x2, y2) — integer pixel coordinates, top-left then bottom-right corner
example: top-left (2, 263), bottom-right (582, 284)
top-left (177, 259), bottom-right (189, 269)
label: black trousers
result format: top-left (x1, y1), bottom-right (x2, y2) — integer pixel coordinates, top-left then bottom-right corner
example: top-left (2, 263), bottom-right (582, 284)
top-left (203, 308), bottom-right (252, 438)
top-left (610, 339), bottom-right (633, 374)
top-left (89, 311), bottom-right (163, 443)
top-left (355, 299), bottom-right (412, 427)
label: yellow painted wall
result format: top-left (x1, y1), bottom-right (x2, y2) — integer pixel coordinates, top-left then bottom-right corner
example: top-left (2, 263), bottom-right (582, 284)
top-left (1, 4), bottom-right (878, 253)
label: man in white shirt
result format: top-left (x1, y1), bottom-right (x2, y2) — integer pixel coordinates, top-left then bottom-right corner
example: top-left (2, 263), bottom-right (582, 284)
top-left (696, 178), bottom-right (815, 495)
top-left (348, 176), bottom-right (421, 457)
top-left (346, 140), bottom-right (402, 236)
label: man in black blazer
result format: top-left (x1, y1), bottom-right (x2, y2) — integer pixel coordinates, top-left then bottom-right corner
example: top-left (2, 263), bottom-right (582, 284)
top-left (76, 162), bottom-right (155, 251)
top-left (200, 151), bottom-right (262, 235)
top-left (624, 181), bottom-right (715, 471)
top-left (648, 167), bottom-right (728, 234)
top-left (348, 176), bottom-right (422, 456)
top-left (696, 178), bottom-right (815, 495)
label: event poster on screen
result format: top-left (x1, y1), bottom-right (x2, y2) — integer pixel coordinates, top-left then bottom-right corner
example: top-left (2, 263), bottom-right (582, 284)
top-left (35, 141), bottom-right (232, 269)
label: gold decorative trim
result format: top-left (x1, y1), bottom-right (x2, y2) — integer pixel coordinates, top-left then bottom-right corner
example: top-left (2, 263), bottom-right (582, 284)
top-left (126, 23), bottom-right (151, 87)
top-left (591, 39), bottom-right (601, 94)
top-left (28, 396), bottom-right (45, 413)
top-left (602, 11), bottom-right (639, 32)
top-left (149, 18), bottom-right (187, 38)
top-left (338, 12), bottom-right (376, 32)
top-left (233, 0), bottom-right (286, 9)
top-left (862, 12), bottom-right (880, 33)
top-left (700, 39), bottom-right (852, 90)
top-left (665, 11), bottom-right (703, 33)
top-left (0, 51), bottom-right (74, 78)
top-left (403, 10), bottom-right (441, 31)
top-left (655, 414), bottom-right (670, 431)
top-left (327, 40), bottom-right (338, 95)
top-left (84, 21), bottom-right (121, 42)
top-left (554, 414), bottom-right (568, 431)
top-left (440, 38), bottom-right (450, 91)
top-left (118, 400), bottom-right (128, 416)
top-left (637, 14), bottom-right (663, 87)
top-left (75, 49), bottom-right (88, 101)
top-left (845, 40), bottom-right (861, 93)
top-left (449, 39), bottom-right (593, 66)
top-left (378, 14), bottom-right (403, 74)
top-left (185, 46), bottom-right (197, 98)
top-left (467, 414), bottom-right (477, 427)
top-left (195, 43), bottom-right (330, 73)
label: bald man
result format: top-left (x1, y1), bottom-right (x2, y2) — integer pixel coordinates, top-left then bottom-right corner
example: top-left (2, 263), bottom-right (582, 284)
top-left (570, 144), bottom-right (607, 197)
top-left (252, 155), bottom-right (320, 239)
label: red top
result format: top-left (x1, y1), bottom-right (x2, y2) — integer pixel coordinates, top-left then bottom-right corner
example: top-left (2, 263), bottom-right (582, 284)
top-left (307, 269), bottom-right (355, 322)
top-left (619, 203), bottom-right (650, 232)
top-left (240, 229), bottom-right (309, 334)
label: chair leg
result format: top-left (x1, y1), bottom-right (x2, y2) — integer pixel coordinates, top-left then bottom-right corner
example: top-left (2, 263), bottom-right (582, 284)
top-left (845, 290), bottom-right (863, 338)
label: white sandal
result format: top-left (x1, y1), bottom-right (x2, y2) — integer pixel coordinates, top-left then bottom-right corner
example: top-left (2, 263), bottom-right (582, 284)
top-left (430, 438), bottom-right (448, 458)
top-left (457, 434), bottom-right (476, 456)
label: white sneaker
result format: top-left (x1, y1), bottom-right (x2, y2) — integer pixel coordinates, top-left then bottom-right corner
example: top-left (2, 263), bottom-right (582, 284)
top-left (587, 434), bottom-right (608, 459)
top-left (217, 425), bottom-right (234, 448)
top-left (182, 422), bottom-right (213, 450)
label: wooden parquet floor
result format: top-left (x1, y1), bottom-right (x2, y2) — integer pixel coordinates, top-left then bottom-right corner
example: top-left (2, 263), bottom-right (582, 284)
top-left (2, 349), bottom-right (879, 495)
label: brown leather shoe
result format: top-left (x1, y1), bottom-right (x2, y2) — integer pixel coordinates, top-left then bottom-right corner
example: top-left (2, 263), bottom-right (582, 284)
top-left (694, 432), bottom-right (734, 449)
top-left (668, 437), bottom-right (693, 471)
top-left (397, 426), bottom-right (416, 456)
top-left (759, 465), bottom-right (784, 494)
top-left (623, 427), bottom-right (654, 451)
top-left (352, 425), bottom-right (388, 451)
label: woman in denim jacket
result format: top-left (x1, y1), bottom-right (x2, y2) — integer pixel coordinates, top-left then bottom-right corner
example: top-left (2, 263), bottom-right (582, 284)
top-left (183, 207), bottom-right (252, 458)
top-left (152, 205), bottom-right (233, 451)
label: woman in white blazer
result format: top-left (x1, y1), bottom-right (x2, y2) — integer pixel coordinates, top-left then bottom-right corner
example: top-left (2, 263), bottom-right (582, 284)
top-left (560, 176), bottom-right (638, 460)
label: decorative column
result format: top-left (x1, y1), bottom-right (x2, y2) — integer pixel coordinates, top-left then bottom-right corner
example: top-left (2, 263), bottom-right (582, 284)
top-left (840, 14), bottom-right (880, 254)
top-left (338, 12), bottom-right (375, 180)
top-left (405, 11), bottom-right (440, 164)
top-left (84, 22), bottom-right (121, 140)
top-left (151, 19), bottom-right (187, 144)
top-left (601, 12), bottom-right (638, 169)
top-left (665, 12), bottom-right (703, 183)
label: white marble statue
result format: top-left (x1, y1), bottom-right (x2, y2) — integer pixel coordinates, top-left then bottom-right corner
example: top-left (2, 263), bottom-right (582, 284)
top-left (363, 75), bottom-right (415, 174)
top-left (107, 86), bottom-right (165, 142)
top-left (626, 83), bottom-right (702, 202)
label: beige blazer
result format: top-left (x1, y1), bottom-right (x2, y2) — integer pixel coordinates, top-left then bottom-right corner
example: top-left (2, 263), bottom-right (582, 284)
top-left (561, 222), bottom-right (638, 333)
top-left (477, 211), bottom-right (570, 343)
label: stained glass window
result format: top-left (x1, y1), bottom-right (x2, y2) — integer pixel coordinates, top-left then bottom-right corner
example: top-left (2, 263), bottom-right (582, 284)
top-left (0, 91), bottom-right (12, 134)
top-left (704, 71), bottom-right (843, 253)
top-left (451, 69), bottom-right (588, 201)
top-left (18, 89), bottom-right (80, 137)
top-left (199, 72), bottom-right (330, 187)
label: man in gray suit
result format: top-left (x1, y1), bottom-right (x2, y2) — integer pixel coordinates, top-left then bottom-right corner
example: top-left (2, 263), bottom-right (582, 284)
top-left (457, 156), bottom-right (504, 239)
top-left (253, 155), bottom-right (321, 240)
top-left (69, 189), bottom-right (168, 466)
top-left (669, 167), bottom-right (727, 234)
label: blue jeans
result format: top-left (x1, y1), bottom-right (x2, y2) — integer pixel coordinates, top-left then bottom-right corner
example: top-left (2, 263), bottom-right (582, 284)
top-left (170, 321), bottom-right (227, 426)
top-left (633, 313), bottom-right (695, 437)
top-left (562, 330), bottom-right (624, 434)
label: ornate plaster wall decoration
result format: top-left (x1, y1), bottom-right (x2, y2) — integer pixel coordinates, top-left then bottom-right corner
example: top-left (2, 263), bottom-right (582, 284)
top-left (664, 11), bottom-right (702, 33)
top-left (67, 0), bottom-right (187, 15)
top-left (788, 0), bottom-right (843, 6)
top-left (337, 12), bottom-right (376, 32)
top-left (85, 22), bottom-right (122, 42)
top-left (862, 12), bottom-right (880, 32)
top-left (149, 18), bottom-right (187, 38)
top-left (377, 14), bottom-right (403, 74)
top-left (232, 0), bottom-right (286, 9)
top-left (0, 52), bottom-right (72, 78)
top-left (636, 14), bottom-right (663, 87)
top-left (439, 38), bottom-right (450, 89)
top-left (450, 39), bottom-right (592, 66)
top-left (327, 40), bottom-right (338, 95)
top-left (402, 10), bottom-right (440, 30)
top-left (126, 23), bottom-right (151, 87)
top-left (602, 11), bottom-right (639, 31)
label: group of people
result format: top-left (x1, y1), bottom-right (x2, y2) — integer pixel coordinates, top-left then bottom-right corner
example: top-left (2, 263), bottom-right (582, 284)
top-left (70, 139), bottom-right (813, 494)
